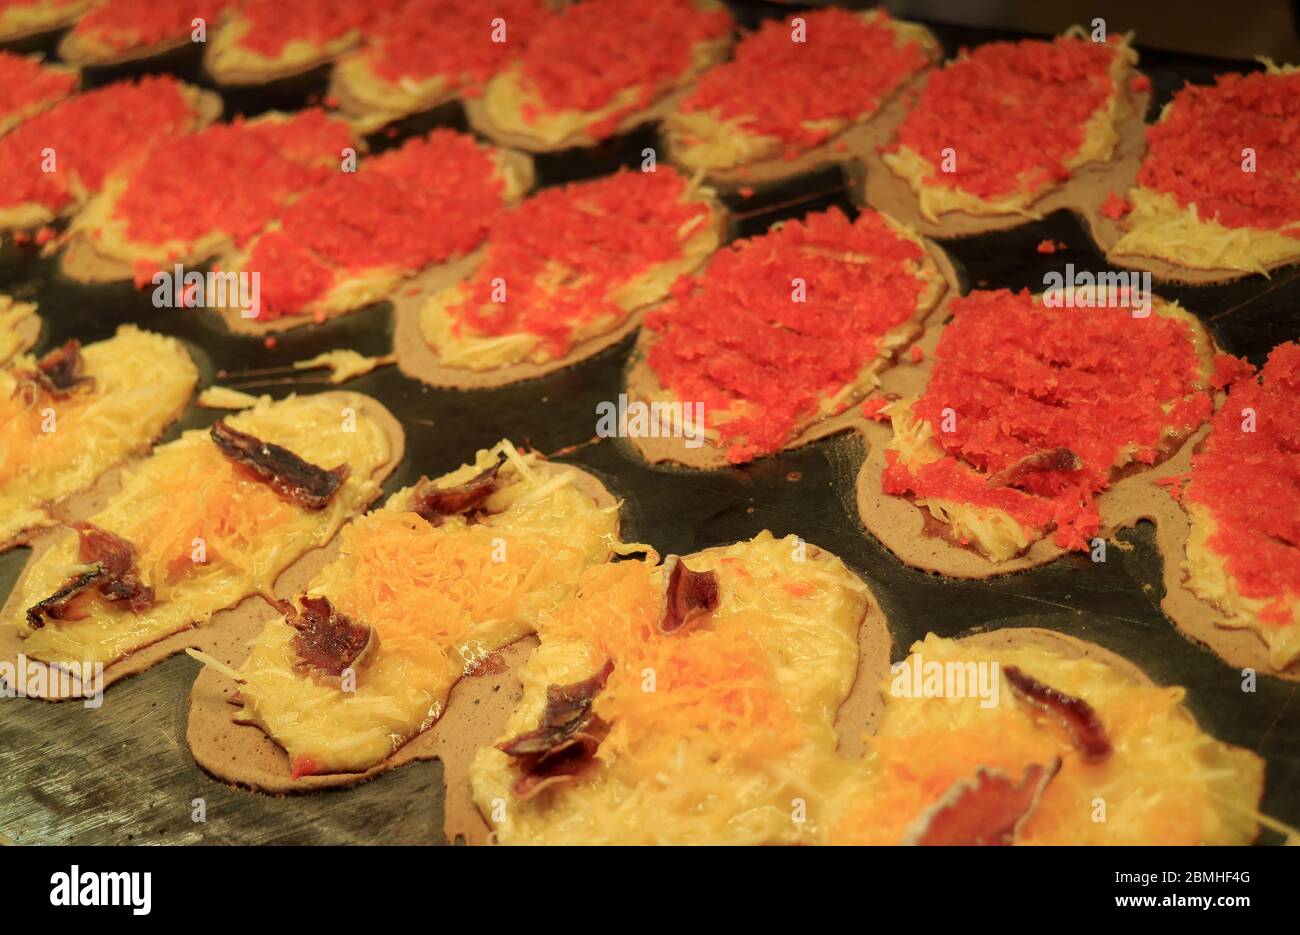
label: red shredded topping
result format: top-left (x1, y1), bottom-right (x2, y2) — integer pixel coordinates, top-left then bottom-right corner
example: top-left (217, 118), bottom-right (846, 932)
top-left (362, 0), bottom-right (552, 93)
top-left (1186, 342), bottom-right (1300, 624)
top-left (447, 168), bottom-right (708, 356)
top-left (1137, 70), bottom-right (1300, 235)
top-left (677, 9), bottom-right (929, 156)
top-left (1100, 191), bottom-right (1130, 219)
top-left (861, 397), bottom-right (890, 421)
top-left (0, 51), bottom-right (75, 126)
top-left (1212, 351), bottom-right (1254, 390)
top-left (514, 0), bottom-right (732, 138)
top-left (290, 755), bottom-right (319, 779)
top-left (248, 130), bottom-right (505, 319)
top-left (0, 76), bottom-right (199, 215)
top-left (1130, 74), bottom-right (1152, 94)
top-left (882, 289), bottom-right (1213, 550)
top-left (72, 0), bottom-right (234, 51)
top-left (890, 37), bottom-right (1120, 199)
top-left (230, 0), bottom-right (397, 58)
top-left (646, 207), bottom-right (928, 462)
top-left (115, 110), bottom-right (351, 254)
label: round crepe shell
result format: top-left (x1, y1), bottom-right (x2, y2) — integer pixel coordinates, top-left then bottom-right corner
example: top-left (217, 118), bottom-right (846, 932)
top-left (660, 16), bottom-right (943, 189)
top-left (392, 190), bottom-right (728, 389)
top-left (622, 217), bottom-right (959, 469)
top-left (205, 148), bottom-right (534, 336)
top-left (464, 30), bottom-right (734, 153)
top-left (852, 296), bottom-right (1220, 579)
top-left (852, 52), bottom-right (1152, 241)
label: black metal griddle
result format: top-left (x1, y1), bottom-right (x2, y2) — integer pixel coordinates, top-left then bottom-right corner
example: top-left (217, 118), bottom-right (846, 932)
top-left (0, 3), bottom-right (1296, 845)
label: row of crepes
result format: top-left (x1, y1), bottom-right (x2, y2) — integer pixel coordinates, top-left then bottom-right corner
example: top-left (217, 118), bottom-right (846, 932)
top-left (2, 163), bottom-right (1297, 680)
top-left (0, 386), bottom-right (1276, 843)
top-left (4, 5), bottom-right (1298, 277)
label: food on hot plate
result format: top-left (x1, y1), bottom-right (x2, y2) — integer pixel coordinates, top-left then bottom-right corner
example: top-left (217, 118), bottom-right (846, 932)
top-left (2, 392), bottom-right (399, 685)
top-left (864, 288), bottom-right (1216, 565)
top-left (59, 0), bottom-right (234, 65)
top-left (331, 0), bottom-right (556, 129)
top-left (882, 32), bottom-right (1140, 224)
top-left (0, 326), bottom-right (196, 551)
top-left (63, 109), bottom-right (355, 283)
top-left (0, 76), bottom-right (219, 232)
top-left (829, 630), bottom-right (1264, 845)
top-left (467, 0), bottom-right (733, 151)
top-left (191, 440), bottom-right (632, 784)
top-left (471, 531), bottom-right (879, 844)
top-left (1108, 64), bottom-right (1300, 277)
top-left (628, 206), bottom-right (947, 466)
top-left (1176, 343), bottom-right (1300, 673)
top-left (0, 51), bottom-right (77, 137)
top-left (220, 129), bottom-right (530, 331)
top-left (409, 166), bottom-right (719, 385)
top-left (0, 0), bottom-right (86, 42)
top-left (664, 9), bottom-right (937, 181)
top-left (205, 0), bottom-right (383, 85)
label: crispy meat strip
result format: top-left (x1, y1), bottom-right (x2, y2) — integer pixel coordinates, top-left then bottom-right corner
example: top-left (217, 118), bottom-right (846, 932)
top-left (25, 523), bottom-right (154, 629)
top-left (210, 419), bottom-right (350, 510)
top-left (985, 447), bottom-right (1082, 489)
top-left (410, 454), bottom-right (507, 525)
top-left (498, 659), bottom-right (615, 800)
top-left (902, 758), bottom-right (1062, 846)
top-left (1003, 665), bottom-right (1113, 762)
top-left (12, 340), bottom-right (95, 404)
top-left (25, 568), bottom-right (104, 630)
top-left (287, 595), bottom-right (379, 680)
top-left (657, 555), bottom-right (720, 634)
